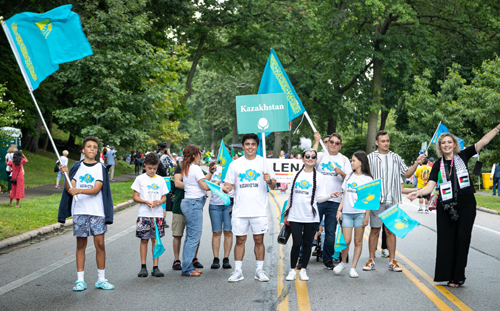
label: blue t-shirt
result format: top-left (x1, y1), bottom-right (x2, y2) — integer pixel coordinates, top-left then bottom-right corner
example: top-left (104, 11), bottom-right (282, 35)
top-left (106, 150), bottom-right (117, 165)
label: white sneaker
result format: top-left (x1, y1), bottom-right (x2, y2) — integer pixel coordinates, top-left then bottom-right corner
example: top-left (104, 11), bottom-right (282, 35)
top-left (333, 263), bottom-right (346, 275)
top-left (299, 269), bottom-right (309, 281)
top-left (381, 249), bottom-right (389, 258)
top-left (228, 270), bottom-right (244, 283)
top-left (285, 269), bottom-right (296, 281)
top-left (349, 269), bottom-right (359, 278)
top-left (255, 269), bottom-right (269, 282)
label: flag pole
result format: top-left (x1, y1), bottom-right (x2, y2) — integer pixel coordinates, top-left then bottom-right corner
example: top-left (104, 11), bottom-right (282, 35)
top-left (261, 132), bottom-right (267, 173)
top-left (426, 121), bottom-right (442, 153)
top-left (1, 18), bottom-right (78, 201)
top-left (303, 111), bottom-right (339, 167)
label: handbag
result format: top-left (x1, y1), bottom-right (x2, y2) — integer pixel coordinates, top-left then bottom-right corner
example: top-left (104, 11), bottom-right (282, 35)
top-left (54, 160), bottom-right (60, 173)
top-left (10, 167), bottom-right (21, 184)
top-left (428, 191), bottom-right (438, 211)
top-left (277, 223), bottom-right (291, 245)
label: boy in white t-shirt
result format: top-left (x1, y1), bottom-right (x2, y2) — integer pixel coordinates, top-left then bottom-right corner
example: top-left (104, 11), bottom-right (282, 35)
top-left (223, 133), bottom-right (277, 283)
top-left (131, 153), bottom-right (168, 278)
top-left (59, 137), bottom-right (114, 291)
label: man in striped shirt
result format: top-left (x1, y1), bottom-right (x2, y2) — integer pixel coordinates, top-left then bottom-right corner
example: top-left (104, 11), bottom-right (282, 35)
top-left (364, 131), bottom-right (425, 272)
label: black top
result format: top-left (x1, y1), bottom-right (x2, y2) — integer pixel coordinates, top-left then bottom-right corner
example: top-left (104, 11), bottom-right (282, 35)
top-left (429, 144), bottom-right (477, 206)
top-left (172, 164), bottom-right (184, 215)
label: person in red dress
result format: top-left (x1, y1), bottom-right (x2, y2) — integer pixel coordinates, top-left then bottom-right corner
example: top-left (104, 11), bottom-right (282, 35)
top-left (7, 150), bottom-right (28, 207)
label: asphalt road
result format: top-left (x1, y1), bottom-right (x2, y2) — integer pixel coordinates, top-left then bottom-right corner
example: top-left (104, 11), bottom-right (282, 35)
top-left (0, 190), bottom-right (499, 311)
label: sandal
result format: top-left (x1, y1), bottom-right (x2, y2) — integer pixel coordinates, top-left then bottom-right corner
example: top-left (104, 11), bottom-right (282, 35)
top-left (73, 280), bottom-right (87, 291)
top-left (447, 279), bottom-right (465, 288)
top-left (95, 279), bottom-right (114, 290)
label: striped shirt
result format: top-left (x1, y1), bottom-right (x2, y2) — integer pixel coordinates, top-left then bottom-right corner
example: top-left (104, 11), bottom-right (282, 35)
top-left (368, 150), bottom-right (408, 204)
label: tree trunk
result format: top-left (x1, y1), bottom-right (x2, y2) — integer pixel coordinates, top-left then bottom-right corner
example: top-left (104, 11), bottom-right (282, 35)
top-left (66, 132), bottom-right (76, 150)
top-left (23, 119), bottom-right (42, 154)
top-left (288, 131), bottom-right (292, 154)
top-left (184, 37), bottom-right (205, 101)
top-left (379, 109), bottom-right (389, 131)
top-left (366, 57), bottom-right (383, 153)
top-left (232, 120), bottom-right (238, 145)
top-left (43, 115), bottom-right (53, 151)
top-left (327, 116), bottom-right (336, 134)
top-left (210, 125), bottom-right (215, 153)
top-left (273, 132), bottom-right (283, 158)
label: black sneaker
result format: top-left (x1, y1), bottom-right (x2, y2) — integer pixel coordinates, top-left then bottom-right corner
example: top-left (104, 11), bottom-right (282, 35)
top-left (324, 260), bottom-right (334, 270)
top-left (193, 258), bottom-right (203, 269)
top-left (222, 257), bottom-right (232, 269)
top-left (151, 267), bottom-right (164, 277)
top-left (211, 258), bottom-right (220, 269)
top-left (138, 267), bottom-right (148, 277)
top-left (172, 259), bottom-right (182, 270)
top-left (312, 247), bottom-right (318, 256)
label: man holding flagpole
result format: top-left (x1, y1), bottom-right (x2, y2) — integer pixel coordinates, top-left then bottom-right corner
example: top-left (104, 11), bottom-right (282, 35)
top-left (364, 130), bottom-right (426, 272)
top-left (222, 133), bottom-right (277, 283)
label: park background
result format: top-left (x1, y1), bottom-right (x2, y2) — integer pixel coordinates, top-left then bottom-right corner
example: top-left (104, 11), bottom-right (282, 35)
top-left (1, 0), bottom-right (500, 239)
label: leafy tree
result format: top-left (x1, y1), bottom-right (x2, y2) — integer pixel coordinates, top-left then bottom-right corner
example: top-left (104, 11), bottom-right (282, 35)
top-left (0, 83), bottom-right (24, 131)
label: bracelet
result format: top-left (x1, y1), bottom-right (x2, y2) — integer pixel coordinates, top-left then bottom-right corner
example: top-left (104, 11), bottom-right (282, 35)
top-left (267, 180), bottom-right (273, 185)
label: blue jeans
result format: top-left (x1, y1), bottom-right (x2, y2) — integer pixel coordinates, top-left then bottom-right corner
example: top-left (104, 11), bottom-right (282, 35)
top-left (317, 201), bottom-right (339, 264)
top-left (180, 196), bottom-right (206, 275)
top-left (493, 178), bottom-right (500, 195)
top-left (209, 204), bottom-right (232, 232)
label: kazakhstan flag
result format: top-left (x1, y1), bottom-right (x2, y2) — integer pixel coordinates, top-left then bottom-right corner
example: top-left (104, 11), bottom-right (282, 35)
top-left (4, 4), bottom-right (93, 90)
top-left (204, 180), bottom-right (232, 206)
top-left (430, 123), bottom-right (449, 145)
top-left (353, 179), bottom-right (381, 211)
top-left (258, 49), bottom-right (305, 136)
top-left (332, 224), bottom-right (347, 259)
top-left (217, 139), bottom-right (233, 181)
top-left (153, 219), bottom-right (165, 259)
top-left (379, 205), bottom-right (420, 239)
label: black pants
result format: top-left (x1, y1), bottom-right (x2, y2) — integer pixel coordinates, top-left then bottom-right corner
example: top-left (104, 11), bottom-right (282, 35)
top-left (6, 171), bottom-right (11, 191)
top-left (289, 222), bottom-right (319, 269)
top-left (135, 162), bottom-right (141, 174)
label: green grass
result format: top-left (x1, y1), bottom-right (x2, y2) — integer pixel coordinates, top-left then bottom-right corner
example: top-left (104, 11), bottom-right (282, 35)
top-left (22, 150), bottom-right (134, 188)
top-left (0, 181), bottom-right (134, 241)
top-left (475, 194), bottom-right (500, 212)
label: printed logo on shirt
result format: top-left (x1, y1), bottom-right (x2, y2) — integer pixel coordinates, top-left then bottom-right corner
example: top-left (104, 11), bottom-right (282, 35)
top-left (147, 184), bottom-right (160, 191)
top-left (239, 169), bottom-right (261, 182)
top-left (80, 174), bottom-right (95, 184)
top-left (295, 180), bottom-right (312, 190)
top-left (347, 182), bottom-right (358, 188)
top-left (213, 173), bottom-right (221, 181)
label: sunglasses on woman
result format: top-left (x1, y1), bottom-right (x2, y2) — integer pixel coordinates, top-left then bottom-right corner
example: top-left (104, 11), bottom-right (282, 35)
top-left (304, 154), bottom-right (317, 159)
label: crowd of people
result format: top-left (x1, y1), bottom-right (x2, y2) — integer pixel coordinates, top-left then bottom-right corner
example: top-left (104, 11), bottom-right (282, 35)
top-left (56, 123), bottom-right (500, 291)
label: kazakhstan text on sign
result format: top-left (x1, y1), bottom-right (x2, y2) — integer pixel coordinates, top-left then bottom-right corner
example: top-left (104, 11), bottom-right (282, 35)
top-left (236, 93), bottom-right (289, 134)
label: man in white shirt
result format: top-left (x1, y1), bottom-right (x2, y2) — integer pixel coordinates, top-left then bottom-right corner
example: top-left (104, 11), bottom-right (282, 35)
top-left (312, 132), bottom-right (352, 269)
top-left (364, 130), bottom-right (425, 272)
top-left (223, 133), bottom-right (277, 283)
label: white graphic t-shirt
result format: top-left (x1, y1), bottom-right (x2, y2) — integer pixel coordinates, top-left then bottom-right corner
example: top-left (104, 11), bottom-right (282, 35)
top-left (131, 173), bottom-right (169, 217)
top-left (316, 152), bottom-right (352, 202)
top-left (225, 155), bottom-right (276, 217)
top-left (72, 162), bottom-right (104, 216)
top-left (210, 165), bottom-right (234, 205)
top-left (287, 170), bottom-right (326, 223)
top-left (182, 164), bottom-right (207, 199)
top-left (341, 173), bottom-right (374, 214)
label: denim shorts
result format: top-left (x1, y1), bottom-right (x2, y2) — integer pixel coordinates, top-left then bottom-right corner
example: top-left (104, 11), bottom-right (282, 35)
top-left (209, 204), bottom-right (232, 232)
top-left (73, 215), bottom-right (107, 237)
top-left (136, 217), bottom-right (165, 239)
top-left (342, 213), bottom-right (366, 228)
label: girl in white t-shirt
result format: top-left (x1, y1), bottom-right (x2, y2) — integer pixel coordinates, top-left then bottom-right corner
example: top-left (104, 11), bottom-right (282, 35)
top-left (284, 149), bottom-right (331, 281)
top-left (333, 151), bottom-right (373, 278)
top-left (180, 144), bottom-right (214, 277)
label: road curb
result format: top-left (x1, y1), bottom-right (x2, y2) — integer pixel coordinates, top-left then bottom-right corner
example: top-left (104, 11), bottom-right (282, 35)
top-left (477, 206), bottom-right (500, 215)
top-left (0, 199), bottom-right (135, 254)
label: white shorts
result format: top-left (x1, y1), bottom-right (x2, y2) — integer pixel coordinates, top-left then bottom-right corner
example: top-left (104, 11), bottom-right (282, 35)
top-left (232, 216), bottom-right (268, 236)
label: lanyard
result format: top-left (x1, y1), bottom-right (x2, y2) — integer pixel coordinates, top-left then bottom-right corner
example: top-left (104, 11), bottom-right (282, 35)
top-left (440, 156), bottom-right (454, 183)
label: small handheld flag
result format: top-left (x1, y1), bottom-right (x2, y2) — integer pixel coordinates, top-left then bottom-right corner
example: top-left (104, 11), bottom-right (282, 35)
top-left (280, 200), bottom-right (288, 223)
top-left (203, 180), bottom-right (231, 206)
top-left (217, 139), bottom-right (233, 181)
top-left (160, 177), bottom-right (171, 210)
top-left (153, 221), bottom-right (165, 259)
top-left (430, 122), bottom-right (449, 145)
top-left (352, 179), bottom-right (382, 211)
top-left (332, 224), bottom-right (347, 259)
top-left (379, 205), bottom-right (420, 239)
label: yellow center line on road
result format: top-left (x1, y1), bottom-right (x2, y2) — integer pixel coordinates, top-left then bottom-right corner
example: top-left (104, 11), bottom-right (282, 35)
top-left (362, 231), bottom-right (452, 311)
top-left (269, 191), bottom-right (289, 311)
top-left (270, 189), bottom-right (312, 311)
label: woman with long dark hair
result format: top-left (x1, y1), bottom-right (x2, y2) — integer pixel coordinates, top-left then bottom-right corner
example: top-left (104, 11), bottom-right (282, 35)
top-left (180, 144), bottom-right (214, 277)
top-left (7, 150), bottom-right (28, 207)
top-left (4, 144), bottom-right (17, 194)
top-left (284, 148), bottom-right (329, 281)
top-left (408, 125), bottom-right (500, 287)
top-left (333, 151), bottom-right (373, 278)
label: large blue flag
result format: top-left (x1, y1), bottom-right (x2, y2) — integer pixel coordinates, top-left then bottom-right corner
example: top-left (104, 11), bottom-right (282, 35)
top-left (204, 180), bottom-right (232, 206)
top-left (3, 4), bottom-right (93, 90)
top-left (430, 122), bottom-right (449, 145)
top-left (332, 224), bottom-right (347, 259)
top-left (379, 205), bottom-right (420, 239)
top-left (217, 139), bottom-right (233, 181)
top-left (457, 137), bottom-right (465, 149)
top-left (258, 49), bottom-right (305, 136)
top-left (353, 179), bottom-right (382, 211)
top-left (153, 219), bottom-right (165, 259)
